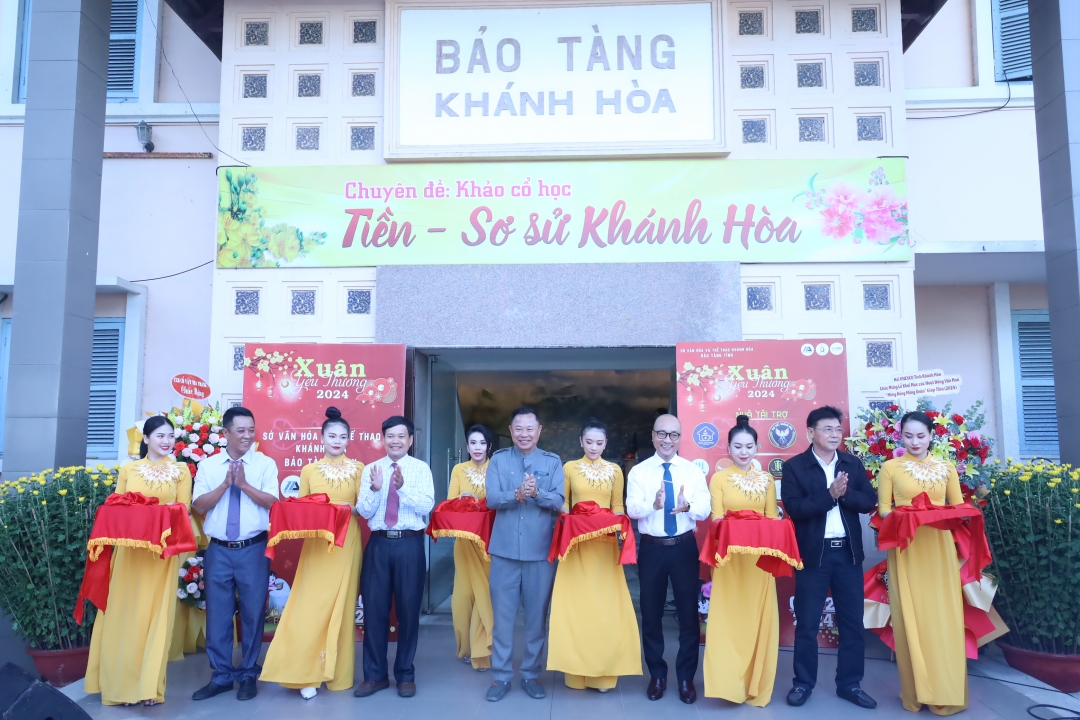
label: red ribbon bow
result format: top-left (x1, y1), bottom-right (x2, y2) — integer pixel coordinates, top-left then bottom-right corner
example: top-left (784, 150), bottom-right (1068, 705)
top-left (74, 492), bottom-right (196, 623)
top-left (699, 509), bottom-right (804, 578)
top-left (265, 494), bottom-right (353, 560)
top-left (427, 496), bottom-right (496, 555)
top-left (876, 492), bottom-right (991, 585)
top-left (548, 501), bottom-right (637, 565)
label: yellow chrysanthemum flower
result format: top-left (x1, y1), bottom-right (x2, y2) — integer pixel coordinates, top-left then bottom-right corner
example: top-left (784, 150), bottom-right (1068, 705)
top-left (58, 489), bottom-right (67, 496)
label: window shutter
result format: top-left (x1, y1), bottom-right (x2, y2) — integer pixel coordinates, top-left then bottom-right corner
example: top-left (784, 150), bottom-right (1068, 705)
top-left (17, 0), bottom-right (140, 102)
top-left (993, 0), bottom-right (1032, 82)
top-left (87, 320), bottom-right (125, 458)
top-left (1014, 314), bottom-right (1058, 457)
top-left (108, 0), bottom-right (139, 97)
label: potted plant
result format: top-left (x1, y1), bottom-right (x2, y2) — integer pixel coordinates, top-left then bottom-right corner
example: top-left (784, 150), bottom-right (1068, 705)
top-left (984, 459), bottom-right (1080, 691)
top-left (0, 466), bottom-right (118, 686)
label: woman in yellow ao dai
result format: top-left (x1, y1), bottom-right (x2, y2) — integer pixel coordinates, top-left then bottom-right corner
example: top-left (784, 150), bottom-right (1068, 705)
top-left (703, 416), bottom-right (780, 707)
top-left (261, 408), bottom-right (364, 699)
top-left (547, 420), bottom-right (642, 691)
top-left (447, 425), bottom-right (495, 670)
top-left (85, 417), bottom-right (192, 706)
top-left (877, 412), bottom-right (967, 716)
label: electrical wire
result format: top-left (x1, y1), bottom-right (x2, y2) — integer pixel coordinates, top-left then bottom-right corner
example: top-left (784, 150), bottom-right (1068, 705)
top-left (140, 0), bottom-right (249, 167)
top-left (131, 260), bottom-right (213, 282)
top-left (908, 77), bottom-right (1014, 121)
top-left (1027, 705), bottom-right (1080, 720)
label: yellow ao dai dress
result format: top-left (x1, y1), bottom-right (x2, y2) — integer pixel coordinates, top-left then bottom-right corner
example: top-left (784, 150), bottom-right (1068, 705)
top-left (261, 454), bottom-right (364, 691)
top-left (703, 465), bottom-right (779, 707)
top-left (448, 460), bottom-right (493, 669)
top-left (547, 457), bottom-right (642, 690)
top-left (84, 458), bottom-right (192, 705)
top-left (877, 455), bottom-right (967, 715)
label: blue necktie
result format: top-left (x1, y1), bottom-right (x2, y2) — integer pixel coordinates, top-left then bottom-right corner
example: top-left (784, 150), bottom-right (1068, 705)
top-left (225, 460), bottom-right (242, 540)
top-left (663, 462), bottom-right (676, 536)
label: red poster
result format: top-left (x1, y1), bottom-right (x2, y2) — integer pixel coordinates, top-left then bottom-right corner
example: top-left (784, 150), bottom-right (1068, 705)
top-left (676, 340), bottom-right (849, 648)
top-left (241, 343), bottom-right (406, 581)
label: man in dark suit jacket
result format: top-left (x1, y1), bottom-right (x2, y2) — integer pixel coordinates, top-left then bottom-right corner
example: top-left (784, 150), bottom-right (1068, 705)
top-left (780, 406), bottom-right (878, 710)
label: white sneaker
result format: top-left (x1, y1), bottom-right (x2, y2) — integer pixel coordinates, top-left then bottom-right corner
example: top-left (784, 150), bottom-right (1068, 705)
top-left (300, 687), bottom-right (317, 700)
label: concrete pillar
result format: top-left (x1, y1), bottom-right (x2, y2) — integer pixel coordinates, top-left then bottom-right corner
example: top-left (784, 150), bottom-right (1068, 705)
top-left (988, 283), bottom-right (1020, 460)
top-left (1031, 1), bottom-right (1080, 464)
top-left (4, 0), bottom-right (110, 476)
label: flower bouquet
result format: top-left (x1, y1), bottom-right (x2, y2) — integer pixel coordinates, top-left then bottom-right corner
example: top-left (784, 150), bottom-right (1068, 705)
top-left (166, 401), bottom-right (228, 479)
top-left (177, 556), bottom-right (206, 610)
top-left (845, 400), bottom-right (994, 491)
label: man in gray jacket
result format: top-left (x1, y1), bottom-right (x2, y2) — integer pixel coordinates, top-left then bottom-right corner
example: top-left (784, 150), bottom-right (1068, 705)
top-left (484, 406), bottom-right (565, 702)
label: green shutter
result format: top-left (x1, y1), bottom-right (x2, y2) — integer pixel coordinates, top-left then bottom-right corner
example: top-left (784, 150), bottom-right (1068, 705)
top-left (87, 320), bottom-right (125, 458)
top-left (993, 0), bottom-right (1032, 82)
top-left (1013, 312), bottom-right (1058, 457)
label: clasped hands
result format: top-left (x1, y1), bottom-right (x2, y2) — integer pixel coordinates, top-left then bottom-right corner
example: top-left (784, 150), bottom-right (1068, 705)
top-left (515, 474), bottom-right (540, 503)
top-left (369, 464), bottom-right (405, 492)
top-left (653, 482), bottom-right (690, 514)
top-left (829, 471), bottom-right (850, 500)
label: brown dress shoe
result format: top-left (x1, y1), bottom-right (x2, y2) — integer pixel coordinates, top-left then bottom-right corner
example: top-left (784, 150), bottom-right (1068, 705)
top-left (678, 680), bottom-right (697, 704)
top-left (353, 679), bottom-right (390, 697)
top-left (647, 677), bottom-right (667, 700)
top-left (397, 682), bottom-right (416, 698)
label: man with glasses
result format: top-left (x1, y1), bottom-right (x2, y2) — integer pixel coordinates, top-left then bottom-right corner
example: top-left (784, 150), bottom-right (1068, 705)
top-left (780, 406), bottom-right (878, 710)
top-left (626, 414), bottom-right (710, 704)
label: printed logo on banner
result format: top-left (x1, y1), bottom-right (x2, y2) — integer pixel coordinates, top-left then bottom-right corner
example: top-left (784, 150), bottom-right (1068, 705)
top-left (769, 458), bottom-right (785, 478)
top-left (801, 343), bottom-right (815, 356)
top-left (693, 422), bottom-right (720, 449)
top-left (692, 458), bottom-right (710, 477)
top-left (769, 421), bottom-right (797, 449)
top-left (830, 342), bottom-right (844, 355)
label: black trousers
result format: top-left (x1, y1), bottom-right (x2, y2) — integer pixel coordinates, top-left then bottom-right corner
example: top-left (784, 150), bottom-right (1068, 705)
top-left (792, 542), bottom-right (865, 691)
top-left (638, 533), bottom-right (700, 682)
top-left (360, 533), bottom-right (425, 683)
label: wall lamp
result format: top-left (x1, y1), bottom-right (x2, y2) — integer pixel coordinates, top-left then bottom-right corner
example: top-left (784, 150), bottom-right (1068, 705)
top-left (136, 121), bottom-right (154, 153)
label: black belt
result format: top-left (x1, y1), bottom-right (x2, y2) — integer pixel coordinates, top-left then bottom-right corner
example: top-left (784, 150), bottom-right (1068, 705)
top-left (640, 530), bottom-right (695, 546)
top-left (372, 529), bottom-right (424, 539)
top-left (210, 531), bottom-right (267, 549)
top-left (826, 537), bottom-right (848, 548)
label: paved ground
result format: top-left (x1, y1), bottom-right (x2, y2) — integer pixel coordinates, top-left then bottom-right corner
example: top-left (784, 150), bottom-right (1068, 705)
top-left (62, 611), bottom-right (1080, 720)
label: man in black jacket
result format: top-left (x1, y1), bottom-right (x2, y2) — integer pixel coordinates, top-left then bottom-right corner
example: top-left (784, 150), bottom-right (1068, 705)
top-left (780, 406), bottom-right (877, 710)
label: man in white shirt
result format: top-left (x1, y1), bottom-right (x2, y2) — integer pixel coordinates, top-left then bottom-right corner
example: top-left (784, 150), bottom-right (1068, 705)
top-left (353, 416), bottom-right (434, 700)
top-left (626, 414), bottom-right (710, 704)
top-left (191, 407), bottom-right (279, 702)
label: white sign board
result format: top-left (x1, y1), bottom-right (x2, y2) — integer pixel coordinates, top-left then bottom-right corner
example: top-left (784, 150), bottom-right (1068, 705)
top-left (879, 370), bottom-right (963, 400)
top-left (386, 0), bottom-right (724, 159)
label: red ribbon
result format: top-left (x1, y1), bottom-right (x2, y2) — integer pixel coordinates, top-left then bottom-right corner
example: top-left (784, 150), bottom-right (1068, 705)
top-left (863, 559), bottom-right (1002, 660)
top-left (265, 494), bottom-right (353, 560)
top-left (698, 509), bottom-right (803, 578)
top-left (876, 492), bottom-right (991, 584)
top-left (427, 496), bottom-right (496, 552)
top-left (74, 492), bottom-right (197, 624)
top-left (548, 501), bottom-right (636, 565)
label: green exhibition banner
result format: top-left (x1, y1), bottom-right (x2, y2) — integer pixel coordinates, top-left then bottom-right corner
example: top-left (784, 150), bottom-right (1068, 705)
top-left (216, 158), bottom-right (909, 268)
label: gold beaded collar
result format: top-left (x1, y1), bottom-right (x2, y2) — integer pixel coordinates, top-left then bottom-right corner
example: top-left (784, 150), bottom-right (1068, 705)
top-left (464, 463), bottom-right (487, 490)
top-left (133, 460), bottom-right (183, 489)
top-left (729, 468), bottom-right (773, 502)
top-left (577, 459), bottom-right (617, 488)
top-left (900, 456), bottom-right (950, 488)
top-left (316, 456), bottom-right (362, 488)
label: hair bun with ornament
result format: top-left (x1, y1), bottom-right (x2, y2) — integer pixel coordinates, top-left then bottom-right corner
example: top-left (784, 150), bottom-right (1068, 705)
top-left (325, 406), bottom-right (342, 420)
